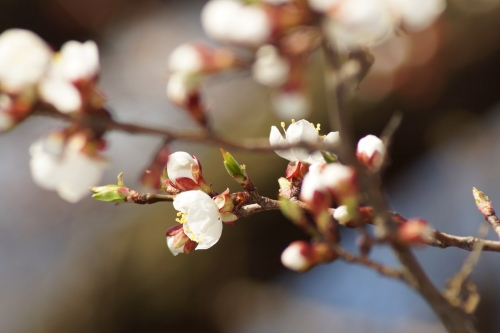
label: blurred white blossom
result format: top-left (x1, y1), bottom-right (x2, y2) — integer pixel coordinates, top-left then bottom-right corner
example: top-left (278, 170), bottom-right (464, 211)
top-left (308, 0), bottom-right (340, 13)
top-left (252, 45), bottom-right (290, 87)
top-left (166, 72), bottom-right (201, 106)
top-left (333, 205), bottom-right (352, 225)
top-left (300, 162), bottom-right (355, 202)
top-left (38, 78), bottom-right (82, 113)
top-left (50, 40), bottom-right (99, 82)
top-left (201, 0), bottom-right (271, 47)
top-left (168, 44), bottom-right (203, 74)
top-left (356, 134), bottom-right (386, 172)
top-left (0, 29), bottom-right (52, 93)
top-left (30, 133), bottom-right (107, 203)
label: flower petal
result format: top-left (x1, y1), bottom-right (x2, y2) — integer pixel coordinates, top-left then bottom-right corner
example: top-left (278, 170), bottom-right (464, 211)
top-left (167, 151), bottom-right (197, 181)
top-left (270, 125), bottom-right (294, 161)
top-left (286, 120), bottom-right (319, 162)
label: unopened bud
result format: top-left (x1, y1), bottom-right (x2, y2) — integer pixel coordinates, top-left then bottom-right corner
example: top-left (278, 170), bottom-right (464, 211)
top-left (356, 134), bottom-right (386, 172)
top-left (333, 205), bottom-right (352, 226)
top-left (397, 219), bottom-right (431, 245)
top-left (220, 149), bottom-right (250, 187)
top-left (214, 189), bottom-right (238, 223)
top-left (281, 240), bottom-right (337, 272)
top-left (91, 172), bottom-right (136, 204)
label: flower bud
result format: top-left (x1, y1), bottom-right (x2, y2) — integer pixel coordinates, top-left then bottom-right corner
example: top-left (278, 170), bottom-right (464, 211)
top-left (213, 189), bottom-right (238, 223)
top-left (397, 219), bottom-right (431, 245)
top-left (252, 45), bottom-right (290, 87)
top-left (166, 151), bottom-right (212, 193)
top-left (333, 205), bottom-right (352, 226)
top-left (220, 148), bottom-right (249, 188)
top-left (281, 240), bottom-right (315, 272)
top-left (52, 40), bottom-right (100, 83)
top-left (166, 73), bottom-right (207, 126)
top-left (90, 173), bottom-right (135, 204)
top-left (356, 134), bottom-right (386, 172)
top-left (169, 43), bottom-right (237, 74)
top-left (281, 240), bottom-right (337, 272)
top-left (0, 29), bottom-right (52, 93)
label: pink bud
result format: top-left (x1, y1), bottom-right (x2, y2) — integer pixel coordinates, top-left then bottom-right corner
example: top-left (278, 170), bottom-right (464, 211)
top-left (398, 219), bottom-right (431, 245)
top-left (281, 240), bottom-right (315, 272)
top-left (356, 134), bottom-right (386, 172)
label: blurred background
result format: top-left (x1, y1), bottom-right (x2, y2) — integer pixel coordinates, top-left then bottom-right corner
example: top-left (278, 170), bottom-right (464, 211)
top-left (1, 0), bottom-right (500, 332)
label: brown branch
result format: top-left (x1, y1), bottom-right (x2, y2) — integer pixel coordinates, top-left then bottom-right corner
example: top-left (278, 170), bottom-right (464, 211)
top-left (33, 109), bottom-right (339, 155)
top-left (128, 192), bottom-right (175, 204)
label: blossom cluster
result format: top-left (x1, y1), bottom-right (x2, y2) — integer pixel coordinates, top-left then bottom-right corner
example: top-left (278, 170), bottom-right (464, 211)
top-left (0, 29), bottom-right (108, 202)
top-left (165, 0), bottom-right (445, 119)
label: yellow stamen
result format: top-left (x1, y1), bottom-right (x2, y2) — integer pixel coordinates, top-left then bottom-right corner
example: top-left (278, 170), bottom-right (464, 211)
top-left (291, 119), bottom-right (296, 123)
top-left (280, 121), bottom-right (286, 130)
top-left (175, 212), bottom-right (188, 224)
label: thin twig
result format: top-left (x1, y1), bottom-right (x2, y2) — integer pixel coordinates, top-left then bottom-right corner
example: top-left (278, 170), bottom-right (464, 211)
top-left (472, 187), bottom-right (500, 239)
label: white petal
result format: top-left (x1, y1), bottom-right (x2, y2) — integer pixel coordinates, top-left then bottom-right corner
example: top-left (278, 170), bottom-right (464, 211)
top-left (39, 78), bottom-right (82, 113)
top-left (166, 73), bottom-right (199, 105)
top-left (286, 120), bottom-right (319, 162)
top-left (306, 151), bottom-right (325, 164)
top-left (270, 126), bottom-right (295, 161)
top-left (323, 131), bottom-right (340, 146)
top-left (166, 236), bottom-right (184, 256)
top-left (201, 0), bottom-right (243, 42)
top-left (281, 242), bottom-right (310, 272)
top-left (56, 40), bottom-right (100, 82)
top-left (325, 0), bottom-right (395, 49)
top-left (168, 44), bottom-right (203, 74)
top-left (252, 45), bottom-right (290, 87)
top-left (228, 6), bottom-right (271, 47)
top-left (30, 149), bottom-right (62, 191)
top-left (333, 205), bottom-right (351, 225)
top-left (0, 29), bottom-right (52, 93)
top-left (167, 151), bottom-right (197, 181)
top-left (300, 163), bottom-right (325, 201)
top-left (357, 134), bottom-right (385, 157)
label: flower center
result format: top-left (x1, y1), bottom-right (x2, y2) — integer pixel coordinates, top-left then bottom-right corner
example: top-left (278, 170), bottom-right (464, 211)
top-left (176, 211), bottom-right (188, 224)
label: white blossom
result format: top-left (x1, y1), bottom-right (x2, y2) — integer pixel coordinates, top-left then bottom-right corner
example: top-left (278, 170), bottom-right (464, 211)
top-left (270, 91), bottom-right (310, 119)
top-left (0, 29), bottom-right (52, 93)
top-left (301, 162), bottom-right (355, 202)
top-left (324, 0), bottom-right (395, 49)
top-left (270, 119), bottom-right (339, 163)
top-left (281, 241), bottom-right (312, 272)
top-left (227, 5), bottom-right (271, 47)
top-left (173, 190), bottom-right (223, 250)
top-left (356, 134), bottom-right (386, 172)
top-left (38, 78), bottom-right (82, 113)
top-left (201, 0), bottom-right (243, 42)
top-left (29, 134), bottom-right (107, 203)
top-left (168, 44), bottom-right (203, 74)
top-left (252, 45), bottom-right (290, 87)
top-left (333, 205), bottom-right (351, 225)
top-left (51, 40), bottom-right (99, 82)
top-left (166, 151), bottom-right (197, 181)
top-left (166, 72), bottom-right (200, 105)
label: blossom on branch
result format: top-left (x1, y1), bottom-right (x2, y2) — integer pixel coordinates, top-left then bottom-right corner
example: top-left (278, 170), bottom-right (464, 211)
top-left (172, 190), bottom-right (224, 250)
top-left (30, 132), bottom-right (107, 203)
top-left (165, 151), bottom-right (212, 193)
top-left (0, 29), bottom-right (52, 94)
top-left (49, 40), bottom-right (99, 83)
top-left (281, 240), bottom-right (337, 272)
top-left (356, 134), bottom-right (386, 172)
top-left (270, 119), bottom-right (339, 164)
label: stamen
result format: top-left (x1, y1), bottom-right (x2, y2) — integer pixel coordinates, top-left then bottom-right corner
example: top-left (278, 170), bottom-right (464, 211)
top-left (175, 212), bottom-right (188, 224)
top-left (280, 121), bottom-right (286, 130)
top-left (291, 119), bottom-right (296, 123)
